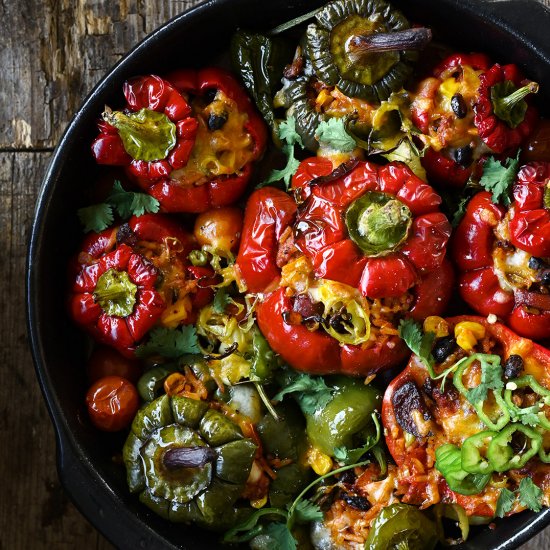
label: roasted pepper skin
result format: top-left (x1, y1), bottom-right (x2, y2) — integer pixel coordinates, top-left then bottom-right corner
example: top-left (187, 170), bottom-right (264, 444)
top-left (255, 287), bottom-right (409, 376)
top-left (92, 69), bottom-right (267, 213)
top-left (69, 214), bottom-right (206, 356)
top-left (292, 157), bottom-right (453, 303)
top-left (453, 166), bottom-right (550, 340)
top-left (235, 187), bottom-right (298, 293)
top-left (382, 316), bottom-right (550, 516)
top-left (475, 63), bottom-right (539, 154)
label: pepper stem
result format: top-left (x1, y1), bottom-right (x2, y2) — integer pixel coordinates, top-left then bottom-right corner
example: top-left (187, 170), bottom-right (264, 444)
top-left (491, 80), bottom-right (539, 128)
top-left (93, 268), bottom-right (137, 318)
top-left (499, 81), bottom-right (539, 110)
top-left (163, 446), bottom-right (217, 470)
top-left (347, 27), bottom-right (432, 63)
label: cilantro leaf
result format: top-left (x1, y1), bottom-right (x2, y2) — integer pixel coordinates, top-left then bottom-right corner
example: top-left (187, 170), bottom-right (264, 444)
top-left (273, 373), bottom-right (333, 415)
top-left (465, 355), bottom-right (504, 404)
top-left (213, 287), bottom-right (232, 314)
top-left (479, 152), bottom-right (520, 206)
top-left (496, 488), bottom-right (516, 518)
top-left (263, 523), bottom-right (297, 550)
top-left (107, 180), bottom-right (160, 218)
top-left (278, 116), bottom-right (304, 149)
top-left (518, 478), bottom-right (543, 512)
top-left (316, 118), bottom-right (356, 152)
top-left (135, 325), bottom-right (200, 359)
top-left (260, 143), bottom-right (301, 189)
top-left (77, 203), bottom-right (114, 233)
top-left (292, 500), bottom-right (323, 524)
top-left (398, 318), bottom-right (435, 368)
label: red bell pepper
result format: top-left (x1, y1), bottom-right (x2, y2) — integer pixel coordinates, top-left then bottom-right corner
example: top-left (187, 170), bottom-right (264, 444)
top-left (69, 214), bottom-right (213, 356)
top-left (292, 157), bottom-right (453, 307)
top-left (411, 53), bottom-right (538, 188)
top-left (382, 315), bottom-right (550, 516)
top-left (91, 68), bottom-right (267, 213)
top-left (452, 166), bottom-right (550, 340)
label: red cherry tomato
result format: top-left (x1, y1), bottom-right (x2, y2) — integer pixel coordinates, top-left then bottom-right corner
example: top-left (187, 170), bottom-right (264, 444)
top-left (87, 346), bottom-right (142, 384)
top-left (85, 376), bottom-right (139, 432)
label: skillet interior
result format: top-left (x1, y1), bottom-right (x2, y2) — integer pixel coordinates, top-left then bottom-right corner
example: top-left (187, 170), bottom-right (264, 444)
top-left (27, 0), bottom-right (550, 548)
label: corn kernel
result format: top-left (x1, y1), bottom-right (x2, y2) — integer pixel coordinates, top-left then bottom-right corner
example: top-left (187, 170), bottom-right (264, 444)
top-left (251, 495), bottom-right (268, 509)
top-left (307, 447), bottom-right (333, 476)
top-left (423, 316), bottom-right (449, 338)
top-left (455, 321), bottom-right (486, 351)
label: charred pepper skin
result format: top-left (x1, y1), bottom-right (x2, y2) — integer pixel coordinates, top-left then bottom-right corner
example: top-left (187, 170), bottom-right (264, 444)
top-left (453, 164), bottom-right (550, 340)
top-left (123, 394), bottom-right (257, 529)
top-left (92, 69), bottom-right (267, 213)
top-left (69, 214), bottom-right (209, 357)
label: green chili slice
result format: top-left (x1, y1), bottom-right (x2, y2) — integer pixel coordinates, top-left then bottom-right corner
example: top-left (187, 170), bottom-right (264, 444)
top-left (487, 423), bottom-right (542, 472)
top-left (461, 431), bottom-right (498, 475)
top-left (504, 375), bottom-right (550, 429)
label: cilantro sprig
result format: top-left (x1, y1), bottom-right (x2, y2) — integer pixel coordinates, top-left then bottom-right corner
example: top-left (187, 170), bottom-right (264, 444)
top-left (77, 180), bottom-right (160, 233)
top-left (135, 325), bottom-right (201, 359)
top-left (398, 318), bottom-right (435, 370)
top-left (496, 479), bottom-right (543, 518)
top-left (464, 355), bottom-right (504, 404)
top-left (479, 151), bottom-right (520, 206)
top-left (315, 118), bottom-right (356, 152)
top-left (259, 116), bottom-right (304, 190)
top-left (273, 372), bottom-right (334, 415)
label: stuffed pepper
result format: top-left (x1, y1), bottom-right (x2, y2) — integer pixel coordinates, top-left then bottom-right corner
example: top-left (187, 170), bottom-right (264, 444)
top-left (69, 213), bottom-right (214, 357)
top-left (382, 315), bottom-right (550, 518)
top-left (411, 53), bottom-right (539, 187)
top-left (453, 162), bottom-right (550, 341)
top-left (91, 68), bottom-right (267, 212)
top-left (237, 158), bottom-right (454, 375)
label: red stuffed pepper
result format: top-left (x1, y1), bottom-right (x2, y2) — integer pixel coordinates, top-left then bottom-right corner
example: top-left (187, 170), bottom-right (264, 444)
top-left (91, 68), bottom-right (267, 213)
top-left (453, 162), bottom-right (550, 341)
top-left (69, 214), bottom-right (214, 356)
top-left (382, 316), bottom-right (550, 517)
top-left (411, 53), bottom-right (538, 187)
top-left (236, 158), bottom-right (454, 376)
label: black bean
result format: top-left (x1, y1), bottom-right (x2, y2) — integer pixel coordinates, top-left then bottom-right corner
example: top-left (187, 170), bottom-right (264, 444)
top-left (540, 269), bottom-right (550, 287)
top-left (339, 469), bottom-right (356, 485)
top-left (528, 257), bottom-right (546, 270)
top-left (451, 93), bottom-right (468, 119)
top-left (204, 88), bottom-right (218, 103)
top-left (453, 146), bottom-right (473, 168)
top-left (342, 494), bottom-right (371, 511)
top-left (503, 354), bottom-right (524, 380)
top-left (207, 112), bottom-right (228, 131)
top-left (432, 336), bottom-right (457, 363)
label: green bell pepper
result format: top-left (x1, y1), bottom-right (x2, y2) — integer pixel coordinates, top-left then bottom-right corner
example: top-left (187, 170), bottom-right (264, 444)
top-left (487, 423), bottom-right (542, 472)
top-left (122, 394), bottom-right (257, 530)
top-left (364, 503), bottom-right (439, 550)
top-left (305, 377), bottom-right (381, 456)
top-left (137, 364), bottom-right (179, 402)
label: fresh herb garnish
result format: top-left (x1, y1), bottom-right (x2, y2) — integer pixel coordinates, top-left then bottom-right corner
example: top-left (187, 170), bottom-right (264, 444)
top-left (315, 118), bottom-right (356, 152)
top-left (398, 318), bottom-right (435, 369)
top-left (212, 286), bottom-right (232, 314)
top-left (273, 372), bottom-right (334, 415)
top-left (462, 355), bottom-right (504, 404)
top-left (259, 116), bottom-right (304, 190)
top-left (479, 151), bottom-right (520, 206)
top-left (496, 488), bottom-right (516, 518)
top-left (135, 325), bottom-right (201, 359)
top-left (77, 180), bottom-right (160, 233)
top-left (333, 413), bottom-right (381, 465)
top-left (518, 478), bottom-right (543, 512)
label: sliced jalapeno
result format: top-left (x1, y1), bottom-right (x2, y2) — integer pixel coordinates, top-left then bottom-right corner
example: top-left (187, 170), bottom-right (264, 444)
top-left (504, 375), bottom-right (550, 429)
top-left (487, 423), bottom-right (542, 472)
top-left (461, 431), bottom-right (497, 474)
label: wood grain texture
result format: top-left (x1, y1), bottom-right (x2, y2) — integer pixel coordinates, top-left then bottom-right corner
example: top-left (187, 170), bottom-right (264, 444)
top-left (1, 0), bottom-right (549, 549)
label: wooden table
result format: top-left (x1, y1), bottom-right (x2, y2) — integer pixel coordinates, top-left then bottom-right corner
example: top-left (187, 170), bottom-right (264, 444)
top-left (1, 0), bottom-right (549, 548)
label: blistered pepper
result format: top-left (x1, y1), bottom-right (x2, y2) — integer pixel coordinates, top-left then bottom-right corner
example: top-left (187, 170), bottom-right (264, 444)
top-left (92, 69), bottom-right (267, 213)
top-left (411, 53), bottom-right (538, 187)
top-left (69, 214), bottom-right (212, 356)
top-left (292, 157), bottom-right (453, 306)
top-left (123, 395), bottom-right (257, 529)
top-left (453, 163), bottom-right (550, 340)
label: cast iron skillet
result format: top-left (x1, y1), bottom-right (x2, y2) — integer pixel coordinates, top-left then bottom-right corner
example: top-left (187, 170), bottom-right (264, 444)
top-left (26, 0), bottom-right (550, 548)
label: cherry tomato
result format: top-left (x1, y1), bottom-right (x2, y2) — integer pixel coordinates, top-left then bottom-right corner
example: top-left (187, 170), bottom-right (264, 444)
top-left (193, 206), bottom-right (243, 254)
top-left (85, 375), bottom-right (139, 432)
top-left (87, 346), bottom-right (142, 384)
